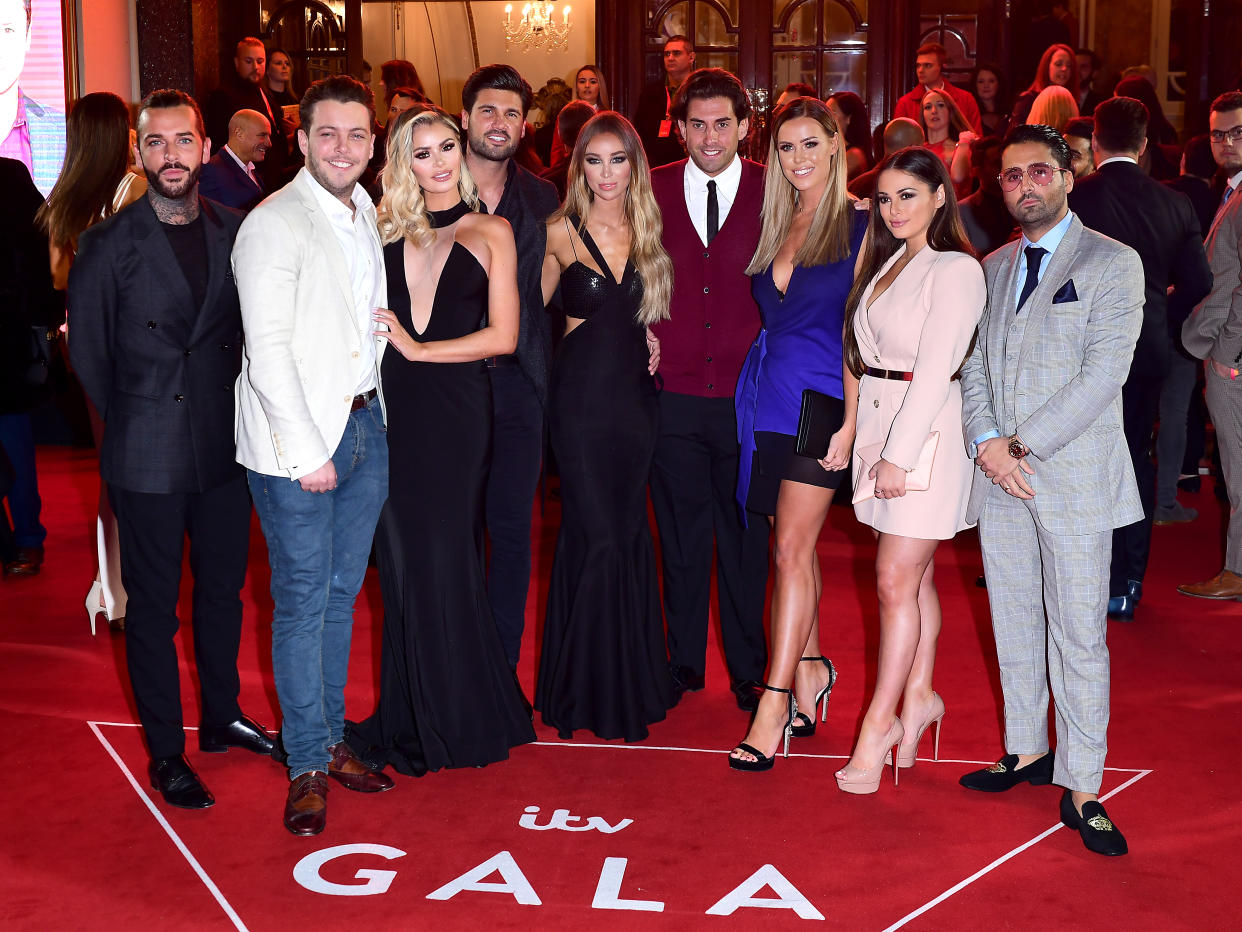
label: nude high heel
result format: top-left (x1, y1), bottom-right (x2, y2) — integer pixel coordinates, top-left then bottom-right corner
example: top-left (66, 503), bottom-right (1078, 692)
top-left (835, 719), bottom-right (904, 795)
top-left (898, 691), bottom-right (945, 769)
top-left (85, 580), bottom-right (106, 636)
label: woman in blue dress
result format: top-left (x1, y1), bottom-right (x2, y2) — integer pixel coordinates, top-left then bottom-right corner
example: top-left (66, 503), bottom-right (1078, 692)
top-left (729, 97), bottom-right (867, 771)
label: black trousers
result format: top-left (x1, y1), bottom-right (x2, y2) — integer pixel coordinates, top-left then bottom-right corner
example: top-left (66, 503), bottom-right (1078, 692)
top-left (649, 392), bottom-right (769, 683)
top-left (110, 473), bottom-right (251, 759)
top-left (1110, 366), bottom-right (1165, 597)
top-left (485, 363), bottom-right (545, 667)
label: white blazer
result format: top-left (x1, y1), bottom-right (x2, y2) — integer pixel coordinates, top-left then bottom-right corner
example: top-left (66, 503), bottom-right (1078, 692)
top-left (232, 168), bottom-right (388, 479)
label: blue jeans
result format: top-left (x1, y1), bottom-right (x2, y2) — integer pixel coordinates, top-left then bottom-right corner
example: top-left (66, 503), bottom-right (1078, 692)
top-left (248, 398), bottom-right (388, 778)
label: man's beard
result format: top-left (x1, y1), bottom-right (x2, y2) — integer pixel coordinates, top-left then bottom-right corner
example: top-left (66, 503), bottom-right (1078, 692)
top-left (467, 128), bottom-right (518, 163)
top-left (145, 161), bottom-right (202, 200)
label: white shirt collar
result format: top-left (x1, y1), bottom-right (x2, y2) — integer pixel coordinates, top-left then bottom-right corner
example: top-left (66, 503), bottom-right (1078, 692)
top-left (1229, 169), bottom-right (1242, 190)
top-left (1096, 155), bottom-right (1139, 168)
top-left (684, 153), bottom-right (742, 197)
top-left (223, 144), bottom-right (254, 175)
top-left (300, 166), bottom-right (374, 223)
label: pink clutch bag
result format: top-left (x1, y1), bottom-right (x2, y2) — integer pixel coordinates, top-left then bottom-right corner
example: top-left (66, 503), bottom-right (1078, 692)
top-left (852, 431), bottom-right (940, 504)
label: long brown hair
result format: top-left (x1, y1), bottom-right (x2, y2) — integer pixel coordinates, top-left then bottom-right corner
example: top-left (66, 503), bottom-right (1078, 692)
top-left (575, 65), bottom-right (610, 111)
top-left (745, 97), bottom-right (853, 274)
top-left (554, 111), bottom-right (672, 326)
top-left (842, 147), bottom-right (978, 378)
top-left (920, 88), bottom-right (972, 142)
top-left (37, 92), bottom-right (133, 248)
top-left (1025, 43), bottom-right (1080, 98)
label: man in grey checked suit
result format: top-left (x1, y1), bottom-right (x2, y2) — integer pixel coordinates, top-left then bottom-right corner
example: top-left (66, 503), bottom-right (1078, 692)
top-left (1179, 91), bottom-right (1242, 601)
top-left (958, 124), bottom-right (1143, 857)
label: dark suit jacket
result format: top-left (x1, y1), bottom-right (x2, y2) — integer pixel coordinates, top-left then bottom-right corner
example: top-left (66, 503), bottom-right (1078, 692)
top-left (199, 149), bottom-right (265, 211)
top-left (487, 160), bottom-right (559, 405)
top-left (204, 76), bottom-right (290, 191)
top-left (68, 196), bottom-right (246, 495)
top-left (0, 158), bottom-right (61, 414)
top-left (1068, 160), bottom-right (1213, 373)
top-left (633, 81), bottom-right (686, 168)
top-left (1165, 174), bottom-right (1218, 238)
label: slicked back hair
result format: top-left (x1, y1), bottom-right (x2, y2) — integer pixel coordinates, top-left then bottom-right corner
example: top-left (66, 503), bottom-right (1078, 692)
top-left (1002, 122), bottom-right (1072, 170)
top-left (300, 74), bottom-right (375, 131)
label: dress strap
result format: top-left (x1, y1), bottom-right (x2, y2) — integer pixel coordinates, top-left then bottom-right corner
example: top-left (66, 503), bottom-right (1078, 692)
top-left (564, 215), bottom-right (579, 262)
top-left (574, 219), bottom-right (618, 285)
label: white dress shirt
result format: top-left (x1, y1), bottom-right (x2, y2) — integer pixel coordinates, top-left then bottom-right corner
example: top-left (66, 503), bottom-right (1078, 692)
top-left (223, 144), bottom-right (260, 186)
top-left (683, 154), bottom-right (742, 247)
top-left (303, 172), bottom-right (384, 396)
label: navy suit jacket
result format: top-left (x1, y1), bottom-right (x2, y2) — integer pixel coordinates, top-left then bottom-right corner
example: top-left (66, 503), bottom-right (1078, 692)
top-left (68, 196), bottom-right (247, 494)
top-left (199, 150), bottom-right (265, 211)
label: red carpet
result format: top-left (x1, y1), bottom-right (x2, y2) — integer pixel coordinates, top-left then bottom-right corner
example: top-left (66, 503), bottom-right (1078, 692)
top-left (3, 447), bottom-right (1240, 930)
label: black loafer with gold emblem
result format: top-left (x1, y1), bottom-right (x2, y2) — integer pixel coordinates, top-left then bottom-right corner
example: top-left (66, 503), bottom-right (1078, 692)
top-left (1060, 790), bottom-right (1128, 856)
top-left (959, 751), bottom-right (1054, 792)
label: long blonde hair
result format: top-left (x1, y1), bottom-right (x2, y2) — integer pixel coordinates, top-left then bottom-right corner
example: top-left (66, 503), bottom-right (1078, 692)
top-left (377, 104), bottom-right (479, 247)
top-left (745, 97), bottom-right (853, 274)
top-left (555, 111), bottom-right (672, 325)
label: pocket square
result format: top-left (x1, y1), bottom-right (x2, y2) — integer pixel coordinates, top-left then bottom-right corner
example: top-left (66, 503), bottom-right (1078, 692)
top-left (1052, 280), bottom-right (1078, 303)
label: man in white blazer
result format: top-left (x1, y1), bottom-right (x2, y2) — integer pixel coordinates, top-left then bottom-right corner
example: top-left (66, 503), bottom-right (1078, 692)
top-left (958, 124), bottom-right (1143, 856)
top-left (233, 75), bottom-right (393, 837)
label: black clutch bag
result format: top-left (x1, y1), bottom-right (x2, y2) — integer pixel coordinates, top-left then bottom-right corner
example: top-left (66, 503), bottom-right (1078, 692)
top-left (795, 389), bottom-right (844, 459)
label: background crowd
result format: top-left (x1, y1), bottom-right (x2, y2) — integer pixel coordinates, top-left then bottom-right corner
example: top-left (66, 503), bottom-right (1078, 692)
top-left (3, 27), bottom-right (1242, 859)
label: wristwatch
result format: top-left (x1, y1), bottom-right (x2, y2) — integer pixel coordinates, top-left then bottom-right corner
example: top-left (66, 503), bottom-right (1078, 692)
top-left (1008, 436), bottom-right (1030, 459)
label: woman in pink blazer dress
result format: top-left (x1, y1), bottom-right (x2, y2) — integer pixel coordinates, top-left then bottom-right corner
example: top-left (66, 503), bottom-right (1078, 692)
top-left (836, 147), bottom-right (985, 793)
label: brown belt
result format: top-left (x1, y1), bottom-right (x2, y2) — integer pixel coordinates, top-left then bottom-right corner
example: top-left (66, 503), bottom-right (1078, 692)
top-left (863, 367), bottom-right (961, 382)
top-left (350, 388), bottom-right (377, 411)
top-left (864, 366), bottom-right (913, 381)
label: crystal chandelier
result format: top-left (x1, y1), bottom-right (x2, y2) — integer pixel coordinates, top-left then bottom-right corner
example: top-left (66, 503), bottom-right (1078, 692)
top-left (502, 3), bottom-right (572, 53)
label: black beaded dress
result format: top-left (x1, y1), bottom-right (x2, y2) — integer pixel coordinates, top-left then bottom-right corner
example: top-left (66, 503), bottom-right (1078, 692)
top-left (535, 218), bottom-right (674, 741)
top-left (347, 203), bottom-right (534, 774)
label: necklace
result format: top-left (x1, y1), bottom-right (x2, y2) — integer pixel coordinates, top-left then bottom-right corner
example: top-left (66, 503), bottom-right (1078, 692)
top-left (427, 199), bottom-right (473, 228)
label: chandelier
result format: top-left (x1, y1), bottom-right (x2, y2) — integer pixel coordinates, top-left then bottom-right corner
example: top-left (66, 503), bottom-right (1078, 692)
top-left (502, 3), bottom-right (572, 53)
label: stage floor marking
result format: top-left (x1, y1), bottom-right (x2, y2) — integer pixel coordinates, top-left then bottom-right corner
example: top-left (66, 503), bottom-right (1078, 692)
top-left (91, 721), bottom-right (1152, 931)
top-left (88, 721), bottom-right (250, 932)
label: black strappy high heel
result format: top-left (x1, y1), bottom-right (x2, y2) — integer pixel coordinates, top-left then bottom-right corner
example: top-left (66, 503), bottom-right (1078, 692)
top-left (728, 684), bottom-right (795, 772)
top-left (790, 656), bottom-right (837, 738)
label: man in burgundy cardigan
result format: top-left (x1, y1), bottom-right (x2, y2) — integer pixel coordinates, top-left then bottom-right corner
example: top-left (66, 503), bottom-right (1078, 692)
top-left (649, 69), bottom-right (770, 711)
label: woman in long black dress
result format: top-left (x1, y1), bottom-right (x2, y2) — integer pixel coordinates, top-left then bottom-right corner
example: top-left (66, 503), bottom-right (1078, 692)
top-left (536, 111), bottom-right (675, 741)
top-left (347, 105), bottom-right (534, 774)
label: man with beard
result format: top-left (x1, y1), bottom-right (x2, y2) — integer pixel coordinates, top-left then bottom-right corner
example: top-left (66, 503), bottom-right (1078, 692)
top-left (205, 37), bottom-right (290, 190)
top-left (1179, 92), bottom-right (1242, 600)
top-left (958, 124), bottom-right (1143, 856)
top-left (69, 89), bottom-right (275, 811)
top-left (233, 75), bottom-right (392, 836)
top-left (647, 68), bottom-right (770, 710)
top-left (460, 64), bottom-right (559, 671)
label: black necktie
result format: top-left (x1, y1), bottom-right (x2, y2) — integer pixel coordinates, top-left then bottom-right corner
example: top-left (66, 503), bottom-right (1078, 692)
top-left (1017, 245), bottom-right (1047, 312)
top-left (706, 180), bottom-right (719, 245)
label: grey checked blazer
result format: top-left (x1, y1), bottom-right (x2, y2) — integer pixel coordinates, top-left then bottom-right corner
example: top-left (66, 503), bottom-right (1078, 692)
top-left (1182, 188), bottom-right (1241, 364)
top-left (960, 214), bottom-right (1145, 536)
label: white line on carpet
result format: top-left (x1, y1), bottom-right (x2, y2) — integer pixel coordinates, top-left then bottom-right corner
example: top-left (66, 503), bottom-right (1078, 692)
top-left (879, 768), bottom-right (1154, 931)
top-left (87, 721), bottom-right (249, 932)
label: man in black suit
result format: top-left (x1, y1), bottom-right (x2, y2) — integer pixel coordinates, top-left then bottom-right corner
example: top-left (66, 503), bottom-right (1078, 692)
top-left (199, 109), bottom-right (270, 211)
top-left (69, 90), bottom-right (274, 810)
top-left (1067, 95), bottom-right (1213, 621)
top-left (633, 34), bottom-right (695, 168)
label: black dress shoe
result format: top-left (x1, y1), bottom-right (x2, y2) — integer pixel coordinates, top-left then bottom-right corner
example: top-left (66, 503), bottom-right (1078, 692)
top-left (731, 679), bottom-right (764, 712)
top-left (669, 664), bottom-right (705, 695)
top-left (199, 714), bottom-right (277, 755)
top-left (959, 751), bottom-right (1054, 792)
top-left (3, 545), bottom-right (44, 577)
top-left (1060, 791), bottom-right (1128, 856)
top-left (148, 755), bottom-right (214, 809)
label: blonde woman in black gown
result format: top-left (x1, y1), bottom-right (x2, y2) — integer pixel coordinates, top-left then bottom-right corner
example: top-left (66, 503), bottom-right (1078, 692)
top-left (347, 105), bottom-right (534, 774)
top-left (536, 112), bottom-right (675, 741)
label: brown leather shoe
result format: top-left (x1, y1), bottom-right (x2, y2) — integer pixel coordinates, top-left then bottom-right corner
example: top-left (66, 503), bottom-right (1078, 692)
top-left (3, 546), bottom-right (44, 577)
top-left (284, 771), bottom-right (328, 836)
top-left (327, 742), bottom-right (394, 792)
top-left (1177, 569), bottom-right (1242, 600)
